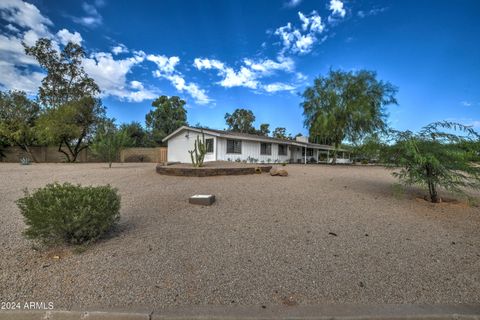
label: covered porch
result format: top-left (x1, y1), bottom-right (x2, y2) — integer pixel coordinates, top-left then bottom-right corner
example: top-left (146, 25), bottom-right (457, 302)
top-left (289, 144), bottom-right (351, 164)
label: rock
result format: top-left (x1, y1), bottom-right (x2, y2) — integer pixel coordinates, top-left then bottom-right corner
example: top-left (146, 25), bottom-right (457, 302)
top-left (270, 168), bottom-right (288, 176)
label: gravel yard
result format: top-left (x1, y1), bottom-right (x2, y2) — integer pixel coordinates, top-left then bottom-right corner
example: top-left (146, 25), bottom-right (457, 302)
top-left (0, 163), bottom-right (479, 310)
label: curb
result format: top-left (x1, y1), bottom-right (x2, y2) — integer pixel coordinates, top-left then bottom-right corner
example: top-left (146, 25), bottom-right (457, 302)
top-left (0, 305), bottom-right (479, 320)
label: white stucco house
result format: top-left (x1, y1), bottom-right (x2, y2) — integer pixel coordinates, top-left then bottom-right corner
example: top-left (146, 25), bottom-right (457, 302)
top-left (163, 126), bottom-right (351, 164)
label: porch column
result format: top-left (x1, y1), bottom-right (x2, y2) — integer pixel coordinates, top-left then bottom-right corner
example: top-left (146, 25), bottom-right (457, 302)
top-left (304, 146), bottom-right (306, 164)
top-left (316, 149), bottom-right (319, 163)
top-left (327, 150), bottom-right (330, 163)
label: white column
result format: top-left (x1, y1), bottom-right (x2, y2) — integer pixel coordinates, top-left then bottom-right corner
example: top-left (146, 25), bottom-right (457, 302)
top-left (304, 146), bottom-right (307, 164)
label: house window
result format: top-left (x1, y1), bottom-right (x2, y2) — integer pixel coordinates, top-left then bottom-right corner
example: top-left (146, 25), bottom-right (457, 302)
top-left (227, 139), bottom-right (242, 154)
top-left (205, 138), bottom-right (214, 153)
top-left (260, 143), bottom-right (271, 155)
top-left (278, 144), bottom-right (287, 156)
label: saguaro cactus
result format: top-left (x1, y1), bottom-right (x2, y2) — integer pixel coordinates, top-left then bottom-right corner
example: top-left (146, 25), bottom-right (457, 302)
top-left (188, 131), bottom-right (207, 167)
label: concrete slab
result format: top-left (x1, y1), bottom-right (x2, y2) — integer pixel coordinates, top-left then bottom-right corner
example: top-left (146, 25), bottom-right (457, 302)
top-left (189, 194), bottom-right (215, 205)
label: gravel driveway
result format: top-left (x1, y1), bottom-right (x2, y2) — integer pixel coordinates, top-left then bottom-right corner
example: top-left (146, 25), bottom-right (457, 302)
top-left (0, 163), bottom-right (479, 310)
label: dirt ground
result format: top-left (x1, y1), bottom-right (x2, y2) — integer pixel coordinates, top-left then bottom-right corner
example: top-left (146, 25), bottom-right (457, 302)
top-left (0, 163), bottom-right (479, 310)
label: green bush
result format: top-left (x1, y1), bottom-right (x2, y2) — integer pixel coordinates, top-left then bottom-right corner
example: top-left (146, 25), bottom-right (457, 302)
top-left (16, 182), bottom-right (121, 245)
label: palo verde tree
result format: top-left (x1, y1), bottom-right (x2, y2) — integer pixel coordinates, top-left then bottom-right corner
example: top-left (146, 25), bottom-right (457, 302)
top-left (224, 108), bottom-right (256, 133)
top-left (91, 120), bottom-right (132, 168)
top-left (301, 69), bottom-right (397, 163)
top-left (36, 97), bottom-right (106, 162)
top-left (145, 95), bottom-right (187, 145)
top-left (385, 121), bottom-right (480, 203)
top-left (0, 90), bottom-right (40, 162)
top-left (25, 38), bottom-right (103, 162)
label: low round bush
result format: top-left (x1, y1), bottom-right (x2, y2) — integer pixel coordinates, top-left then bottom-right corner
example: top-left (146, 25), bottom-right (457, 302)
top-left (16, 182), bottom-right (121, 245)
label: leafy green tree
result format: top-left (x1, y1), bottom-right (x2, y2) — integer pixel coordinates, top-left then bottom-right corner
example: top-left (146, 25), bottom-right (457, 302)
top-left (0, 90), bottom-right (40, 162)
top-left (385, 121), bottom-right (480, 203)
top-left (24, 38), bottom-right (100, 108)
top-left (145, 96), bottom-right (187, 145)
top-left (258, 123), bottom-right (270, 136)
top-left (119, 122), bottom-right (151, 147)
top-left (25, 38), bottom-right (104, 161)
top-left (224, 108), bottom-right (256, 133)
top-left (37, 97), bottom-right (106, 162)
top-left (352, 134), bottom-right (386, 163)
top-left (272, 127), bottom-right (288, 139)
top-left (91, 120), bottom-right (131, 168)
top-left (301, 69), bottom-right (397, 162)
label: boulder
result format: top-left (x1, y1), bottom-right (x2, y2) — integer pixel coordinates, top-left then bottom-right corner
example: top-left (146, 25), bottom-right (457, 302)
top-left (270, 168), bottom-right (288, 176)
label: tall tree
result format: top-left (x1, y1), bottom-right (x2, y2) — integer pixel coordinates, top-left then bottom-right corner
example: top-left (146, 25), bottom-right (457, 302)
top-left (37, 97), bottom-right (106, 162)
top-left (25, 38), bottom-right (104, 161)
top-left (272, 127), bottom-right (288, 139)
top-left (224, 108), bottom-right (256, 133)
top-left (24, 38), bottom-right (100, 108)
top-left (145, 96), bottom-right (187, 145)
top-left (301, 69), bottom-right (397, 162)
top-left (385, 121), bottom-right (480, 203)
top-left (0, 90), bottom-right (40, 162)
top-left (258, 123), bottom-right (270, 136)
top-left (119, 122), bottom-right (150, 147)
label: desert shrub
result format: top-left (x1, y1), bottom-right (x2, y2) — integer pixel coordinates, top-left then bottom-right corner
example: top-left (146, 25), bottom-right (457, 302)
top-left (16, 182), bottom-right (121, 246)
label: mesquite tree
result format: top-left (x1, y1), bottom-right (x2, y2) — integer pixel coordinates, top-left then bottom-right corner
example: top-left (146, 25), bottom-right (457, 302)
top-left (385, 121), bottom-right (480, 203)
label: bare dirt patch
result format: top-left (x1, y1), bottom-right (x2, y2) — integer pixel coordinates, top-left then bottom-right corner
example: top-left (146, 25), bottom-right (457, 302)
top-left (0, 163), bottom-right (479, 310)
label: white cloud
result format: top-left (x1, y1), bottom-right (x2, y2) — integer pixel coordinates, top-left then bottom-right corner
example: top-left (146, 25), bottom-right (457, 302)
top-left (0, 61), bottom-right (44, 93)
top-left (82, 51), bottom-right (157, 102)
top-left (148, 54), bottom-right (211, 105)
top-left (284, 0), bottom-right (302, 8)
top-left (72, 2), bottom-right (103, 28)
top-left (0, 0), bottom-right (52, 34)
top-left (357, 7), bottom-right (387, 18)
top-left (194, 57), bottom-right (296, 92)
top-left (147, 54), bottom-right (180, 74)
top-left (112, 44), bottom-right (128, 55)
top-left (262, 82), bottom-right (295, 93)
top-left (0, 0), bottom-right (54, 93)
top-left (461, 101), bottom-right (473, 107)
top-left (329, 0), bottom-right (346, 18)
top-left (56, 29), bottom-right (83, 45)
top-left (5, 24), bottom-right (20, 33)
top-left (274, 11), bottom-right (325, 54)
top-left (0, 1), bottom-right (156, 102)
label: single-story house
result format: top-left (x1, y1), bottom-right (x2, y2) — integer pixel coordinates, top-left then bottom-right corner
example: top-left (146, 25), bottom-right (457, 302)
top-left (162, 126), bottom-right (351, 164)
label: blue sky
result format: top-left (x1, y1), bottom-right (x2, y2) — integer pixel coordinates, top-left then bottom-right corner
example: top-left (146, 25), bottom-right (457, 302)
top-left (1, 0), bottom-right (479, 136)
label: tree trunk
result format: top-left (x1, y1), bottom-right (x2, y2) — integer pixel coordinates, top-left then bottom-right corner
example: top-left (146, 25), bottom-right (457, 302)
top-left (428, 181), bottom-right (439, 203)
top-left (426, 164), bottom-right (440, 203)
top-left (58, 141), bottom-right (72, 162)
top-left (22, 144), bottom-right (38, 163)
